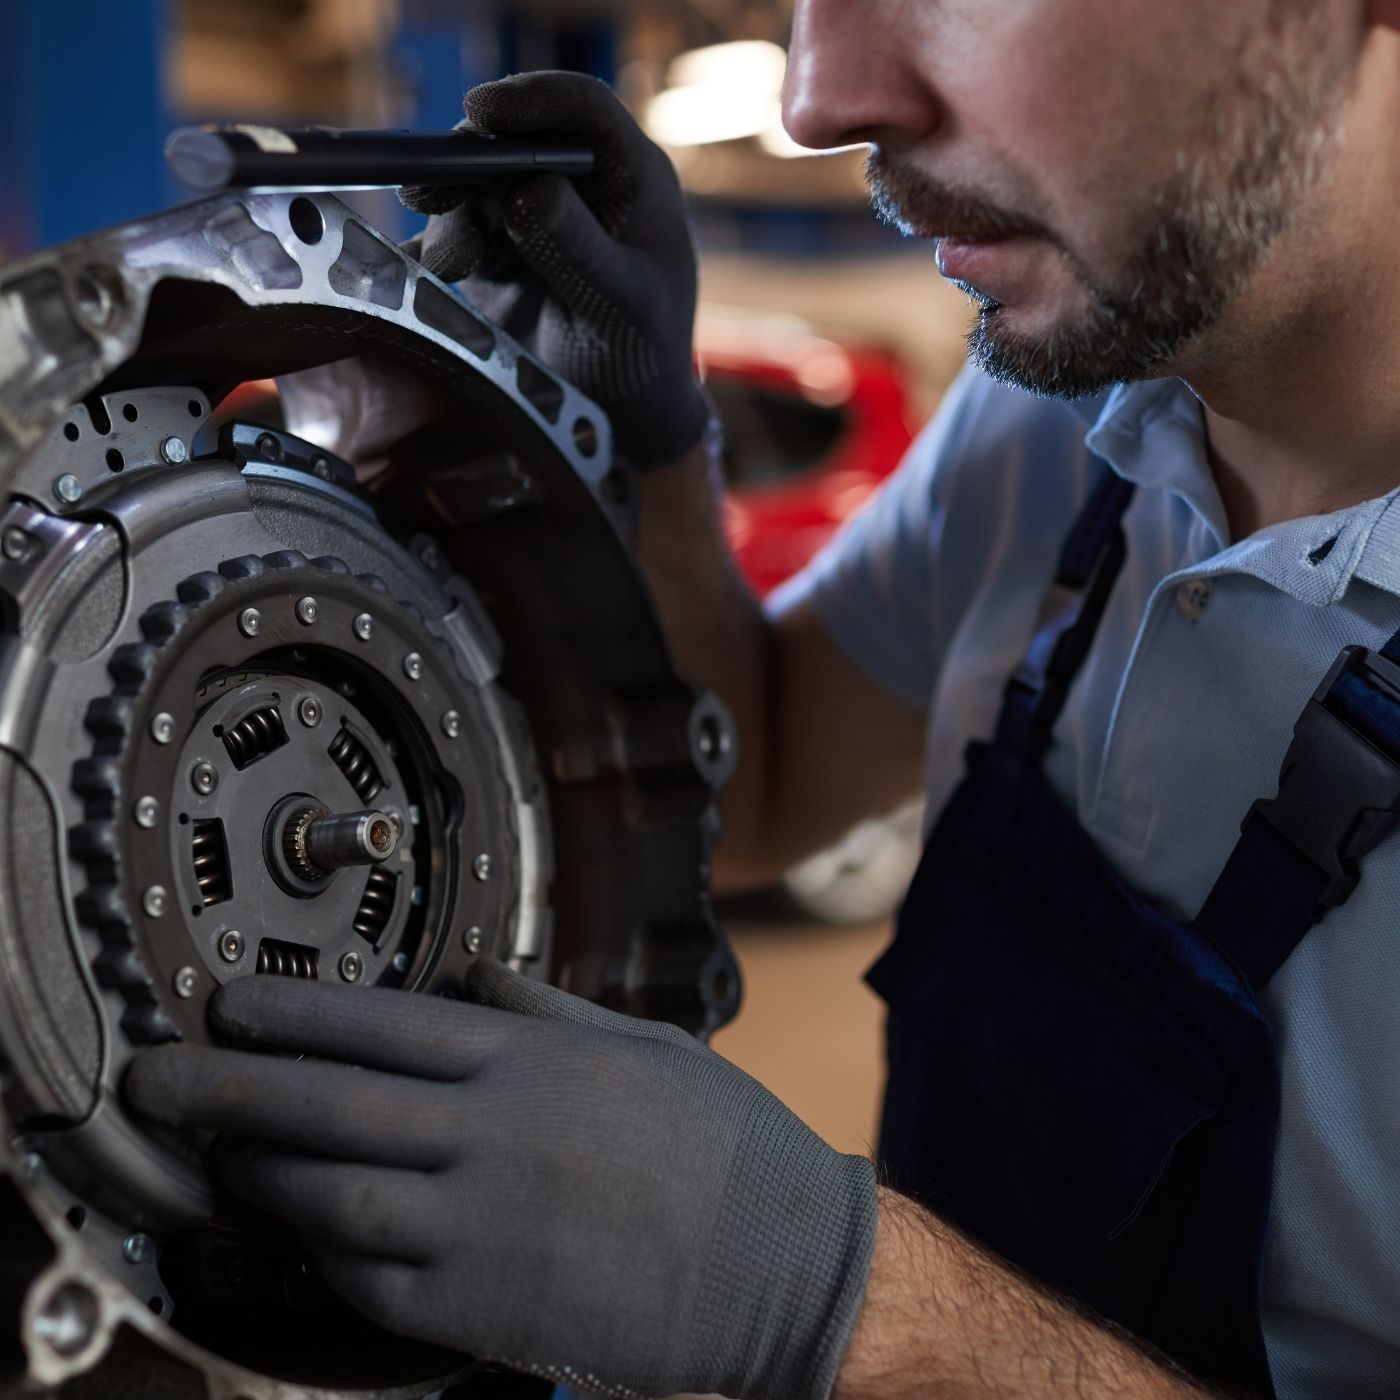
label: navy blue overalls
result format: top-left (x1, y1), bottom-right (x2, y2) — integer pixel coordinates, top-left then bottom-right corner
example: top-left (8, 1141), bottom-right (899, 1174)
top-left (867, 464), bottom-right (1400, 1396)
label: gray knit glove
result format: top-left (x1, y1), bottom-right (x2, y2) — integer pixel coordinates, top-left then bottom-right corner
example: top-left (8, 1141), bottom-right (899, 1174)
top-left (400, 71), bottom-right (709, 469)
top-left (125, 962), bottom-right (878, 1400)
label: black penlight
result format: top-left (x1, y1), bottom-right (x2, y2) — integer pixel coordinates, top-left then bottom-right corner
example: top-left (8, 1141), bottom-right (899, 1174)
top-left (165, 124), bottom-right (595, 193)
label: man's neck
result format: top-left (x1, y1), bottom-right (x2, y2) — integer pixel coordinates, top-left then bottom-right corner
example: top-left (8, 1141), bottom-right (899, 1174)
top-left (1178, 34), bottom-right (1400, 543)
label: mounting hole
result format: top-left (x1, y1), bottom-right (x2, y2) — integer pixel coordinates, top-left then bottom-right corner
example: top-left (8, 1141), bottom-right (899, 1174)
top-left (191, 905), bottom-right (202, 917)
top-left (289, 197), bottom-right (325, 246)
top-left (73, 263), bottom-right (126, 329)
top-left (66, 1205), bottom-right (86, 1230)
top-left (710, 967), bottom-right (734, 1005)
top-left (105, 448), bottom-right (124, 473)
top-left (188, 400), bottom-right (203, 418)
top-left (178, 813), bottom-right (190, 825)
top-left (573, 417), bottom-right (599, 458)
top-left (62, 422), bottom-right (79, 442)
top-left (121, 403), bottom-right (138, 423)
top-left (148, 1297), bottom-right (164, 1316)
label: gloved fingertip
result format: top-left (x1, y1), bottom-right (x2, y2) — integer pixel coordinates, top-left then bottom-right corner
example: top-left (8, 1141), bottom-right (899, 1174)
top-left (122, 1045), bottom-right (194, 1123)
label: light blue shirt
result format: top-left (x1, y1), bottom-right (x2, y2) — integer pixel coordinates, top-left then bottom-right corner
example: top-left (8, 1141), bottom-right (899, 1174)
top-left (778, 365), bottom-right (1400, 1398)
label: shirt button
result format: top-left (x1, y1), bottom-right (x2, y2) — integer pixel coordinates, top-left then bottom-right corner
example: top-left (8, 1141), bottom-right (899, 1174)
top-left (1177, 578), bottom-right (1212, 622)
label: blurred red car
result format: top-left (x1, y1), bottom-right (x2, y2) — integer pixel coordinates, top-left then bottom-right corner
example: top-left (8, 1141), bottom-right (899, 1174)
top-left (698, 309), bottom-right (920, 598)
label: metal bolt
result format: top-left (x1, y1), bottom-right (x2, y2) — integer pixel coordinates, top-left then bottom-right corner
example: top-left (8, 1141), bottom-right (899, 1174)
top-left (464, 926), bottom-right (483, 954)
top-left (237, 607), bottom-right (262, 638)
top-left (472, 853), bottom-right (492, 882)
top-left (159, 436), bottom-right (189, 465)
top-left (408, 803), bottom-right (422, 827)
top-left (391, 951), bottom-right (410, 973)
top-left (122, 1232), bottom-right (154, 1265)
top-left (150, 712), bottom-right (176, 744)
top-left (19, 1152), bottom-right (44, 1181)
top-left (402, 652), bottom-right (424, 681)
top-left (53, 474), bottom-right (82, 505)
top-left (312, 455), bottom-right (333, 480)
top-left (172, 966), bottom-right (199, 998)
top-left (190, 761), bottom-right (218, 796)
top-left (133, 796), bottom-right (160, 829)
top-left (143, 885), bottom-right (168, 918)
top-left (2, 526), bottom-right (31, 562)
top-left (297, 695), bottom-right (322, 728)
top-left (418, 540), bottom-right (442, 571)
top-left (352, 613), bottom-right (373, 642)
top-left (255, 432), bottom-right (283, 463)
top-left (441, 710), bottom-right (461, 739)
top-left (411, 884), bottom-right (425, 906)
top-left (295, 595), bottom-right (319, 626)
top-left (218, 929), bottom-right (245, 963)
top-left (339, 952), bottom-right (363, 983)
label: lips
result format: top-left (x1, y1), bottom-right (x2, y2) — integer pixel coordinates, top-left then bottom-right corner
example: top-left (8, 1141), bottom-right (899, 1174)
top-left (935, 234), bottom-right (1036, 298)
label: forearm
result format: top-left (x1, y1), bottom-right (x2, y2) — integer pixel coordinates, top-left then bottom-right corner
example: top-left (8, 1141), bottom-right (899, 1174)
top-left (835, 1189), bottom-right (1222, 1400)
top-left (636, 433), bottom-right (779, 890)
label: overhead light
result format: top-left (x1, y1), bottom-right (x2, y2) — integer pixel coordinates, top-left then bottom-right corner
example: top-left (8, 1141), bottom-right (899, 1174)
top-left (645, 40), bottom-right (859, 157)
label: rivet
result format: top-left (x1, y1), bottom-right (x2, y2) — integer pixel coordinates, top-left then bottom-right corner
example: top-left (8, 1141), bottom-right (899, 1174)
top-left (218, 929), bottom-right (245, 963)
top-left (150, 712), bottom-right (176, 744)
top-left (190, 761), bottom-right (218, 796)
top-left (172, 965), bottom-right (198, 998)
top-left (402, 652), bottom-right (424, 681)
top-left (463, 926), bottom-right (483, 954)
top-left (441, 709), bottom-right (461, 739)
top-left (295, 596), bottom-right (319, 626)
top-left (339, 952), bottom-right (363, 983)
top-left (297, 695), bottom-right (322, 728)
top-left (53, 474), bottom-right (82, 505)
top-left (411, 884), bottom-right (425, 906)
top-left (472, 853), bottom-right (491, 882)
top-left (352, 613), bottom-right (373, 642)
top-left (159, 436), bottom-right (189, 465)
top-left (143, 885), bottom-right (169, 918)
top-left (238, 607), bottom-right (262, 638)
top-left (391, 951), bottom-right (409, 973)
top-left (408, 804), bottom-right (422, 827)
top-left (19, 1152), bottom-right (44, 1181)
top-left (312, 455), bottom-right (333, 480)
top-left (1, 526), bottom-right (32, 562)
top-left (255, 432), bottom-right (283, 463)
top-left (133, 795), bottom-right (160, 829)
top-left (122, 1232), bottom-right (154, 1265)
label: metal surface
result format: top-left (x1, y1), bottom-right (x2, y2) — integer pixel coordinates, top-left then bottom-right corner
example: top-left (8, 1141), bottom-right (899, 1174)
top-left (0, 189), bottom-right (739, 1398)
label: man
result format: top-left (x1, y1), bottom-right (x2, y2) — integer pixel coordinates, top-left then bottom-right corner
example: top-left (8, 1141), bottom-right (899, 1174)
top-left (127, 1), bottom-right (1400, 1396)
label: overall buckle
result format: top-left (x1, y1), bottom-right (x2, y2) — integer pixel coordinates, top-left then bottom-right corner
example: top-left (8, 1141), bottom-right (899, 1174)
top-left (1247, 646), bottom-right (1400, 910)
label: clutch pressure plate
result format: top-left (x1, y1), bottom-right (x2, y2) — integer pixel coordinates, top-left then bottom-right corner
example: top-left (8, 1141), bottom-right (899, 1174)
top-left (0, 191), bottom-right (739, 1398)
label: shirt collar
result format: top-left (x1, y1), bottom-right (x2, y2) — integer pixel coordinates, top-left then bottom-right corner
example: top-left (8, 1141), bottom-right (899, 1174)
top-left (1071, 377), bottom-right (1400, 607)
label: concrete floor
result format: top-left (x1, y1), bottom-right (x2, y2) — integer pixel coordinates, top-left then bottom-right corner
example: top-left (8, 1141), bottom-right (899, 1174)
top-left (710, 915), bottom-right (893, 1157)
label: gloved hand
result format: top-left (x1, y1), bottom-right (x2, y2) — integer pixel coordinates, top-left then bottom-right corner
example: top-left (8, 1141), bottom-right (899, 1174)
top-left (125, 961), bottom-right (877, 1400)
top-left (400, 71), bottom-right (710, 469)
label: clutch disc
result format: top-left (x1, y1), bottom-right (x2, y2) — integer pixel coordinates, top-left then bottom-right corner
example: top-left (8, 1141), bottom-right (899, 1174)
top-left (0, 192), bottom-right (739, 1398)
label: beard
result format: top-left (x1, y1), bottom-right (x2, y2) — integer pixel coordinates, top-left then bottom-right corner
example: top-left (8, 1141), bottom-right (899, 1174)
top-left (867, 6), bottom-right (1351, 399)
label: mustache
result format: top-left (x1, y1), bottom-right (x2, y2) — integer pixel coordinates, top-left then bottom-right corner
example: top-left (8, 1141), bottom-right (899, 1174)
top-left (866, 150), bottom-right (1052, 244)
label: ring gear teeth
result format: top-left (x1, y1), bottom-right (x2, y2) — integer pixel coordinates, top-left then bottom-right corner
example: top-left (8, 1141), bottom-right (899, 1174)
top-left (67, 552), bottom-right (412, 1049)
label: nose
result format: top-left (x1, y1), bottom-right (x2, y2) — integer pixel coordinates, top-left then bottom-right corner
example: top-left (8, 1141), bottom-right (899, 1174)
top-left (783, 0), bottom-right (942, 151)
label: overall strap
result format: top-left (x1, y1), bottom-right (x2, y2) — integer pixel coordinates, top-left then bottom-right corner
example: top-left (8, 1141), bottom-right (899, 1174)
top-left (1198, 633), bottom-right (1400, 990)
top-left (996, 459), bottom-right (1136, 759)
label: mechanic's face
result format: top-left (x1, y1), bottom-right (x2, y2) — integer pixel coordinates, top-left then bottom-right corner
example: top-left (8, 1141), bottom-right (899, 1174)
top-left (784, 0), bottom-right (1359, 398)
